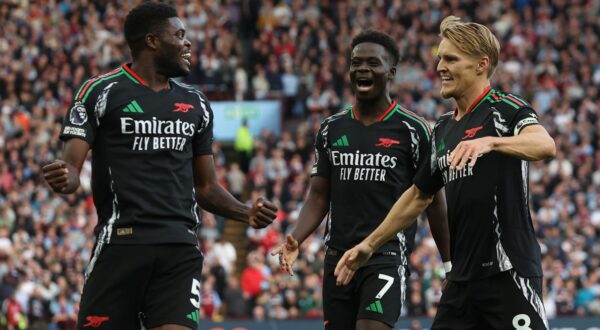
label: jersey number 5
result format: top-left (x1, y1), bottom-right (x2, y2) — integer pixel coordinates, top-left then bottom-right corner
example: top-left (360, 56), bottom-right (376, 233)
top-left (375, 274), bottom-right (395, 299)
top-left (190, 278), bottom-right (201, 308)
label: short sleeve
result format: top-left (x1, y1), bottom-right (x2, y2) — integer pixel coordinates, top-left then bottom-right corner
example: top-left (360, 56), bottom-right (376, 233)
top-left (510, 106), bottom-right (540, 136)
top-left (413, 134), bottom-right (444, 195)
top-left (310, 123), bottom-right (330, 178)
top-left (193, 97), bottom-right (214, 156)
top-left (414, 119), bottom-right (432, 170)
top-left (59, 85), bottom-right (98, 145)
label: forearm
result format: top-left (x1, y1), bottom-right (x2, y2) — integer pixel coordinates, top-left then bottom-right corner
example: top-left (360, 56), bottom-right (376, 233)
top-left (195, 183), bottom-right (250, 222)
top-left (426, 189), bottom-right (450, 262)
top-left (290, 194), bottom-right (329, 244)
top-left (60, 163), bottom-right (81, 194)
top-left (363, 185), bottom-right (433, 251)
top-left (59, 139), bottom-right (89, 194)
top-left (290, 176), bottom-right (330, 245)
top-left (491, 130), bottom-right (556, 161)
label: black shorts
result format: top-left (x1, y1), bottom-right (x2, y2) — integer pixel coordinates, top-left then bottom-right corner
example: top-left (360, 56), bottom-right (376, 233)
top-left (432, 270), bottom-right (548, 330)
top-left (323, 254), bottom-right (405, 329)
top-left (78, 244), bottom-right (203, 329)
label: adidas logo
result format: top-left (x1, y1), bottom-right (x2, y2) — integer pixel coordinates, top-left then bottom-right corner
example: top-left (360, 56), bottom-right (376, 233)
top-left (365, 300), bottom-right (383, 314)
top-left (186, 310), bottom-right (199, 323)
top-left (122, 100), bottom-right (144, 113)
top-left (437, 138), bottom-right (446, 153)
top-left (332, 135), bottom-right (349, 147)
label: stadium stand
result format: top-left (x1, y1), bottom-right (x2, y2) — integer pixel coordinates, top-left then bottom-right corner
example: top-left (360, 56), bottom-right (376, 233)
top-left (0, 0), bottom-right (599, 328)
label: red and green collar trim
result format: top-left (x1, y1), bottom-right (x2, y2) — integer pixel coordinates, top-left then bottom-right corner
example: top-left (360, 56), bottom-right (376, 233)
top-left (453, 85), bottom-right (492, 119)
top-left (351, 100), bottom-right (397, 122)
top-left (122, 63), bottom-right (170, 89)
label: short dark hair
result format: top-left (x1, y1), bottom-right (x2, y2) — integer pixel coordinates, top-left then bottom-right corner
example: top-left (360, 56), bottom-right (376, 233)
top-left (350, 30), bottom-right (400, 66)
top-left (124, 1), bottom-right (178, 58)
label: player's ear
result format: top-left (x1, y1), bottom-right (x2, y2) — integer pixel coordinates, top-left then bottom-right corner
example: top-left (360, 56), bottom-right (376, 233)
top-left (477, 56), bottom-right (490, 76)
top-left (388, 65), bottom-right (396, 81)
top-left (145, 33), bottom-right (159, 51)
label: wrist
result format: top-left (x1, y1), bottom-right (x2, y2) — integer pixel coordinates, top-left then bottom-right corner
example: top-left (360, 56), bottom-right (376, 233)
top-left (443, 261), bottom-right (452, 273)
top-left (363, 238), bottom-right (377, 253)
top-left (488, 136), bottom-right (500, 151)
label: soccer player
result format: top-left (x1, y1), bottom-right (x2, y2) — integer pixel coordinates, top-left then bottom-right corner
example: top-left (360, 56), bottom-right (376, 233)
top-left (272, 30), bottom-right (449, 330)
top-left (335, 16), bottom-right (556, 330)
top-left (41, 3), bottom-right (277, 329)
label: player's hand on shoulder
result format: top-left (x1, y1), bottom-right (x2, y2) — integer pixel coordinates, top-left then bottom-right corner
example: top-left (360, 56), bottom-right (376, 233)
top-left (42, 160), bottom-right (69, 193)
top-left (248, 197), bottom-right (278, 229)
top-left (271, 234), bottom-right (299, 276)
top-left (334, 242), bottom-right (374, 286)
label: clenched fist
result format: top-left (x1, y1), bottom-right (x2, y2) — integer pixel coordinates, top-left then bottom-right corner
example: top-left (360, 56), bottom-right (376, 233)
top-left (248, 197), bottom-right (278, 228)
top-left (42, 160), bottom-right (77, 194)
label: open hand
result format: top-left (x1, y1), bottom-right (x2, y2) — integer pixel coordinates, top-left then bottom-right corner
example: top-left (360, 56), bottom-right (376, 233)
top-left (334, 242), bottom-right (374, 286)
top-left (271, 234), bottom-right (299, 275)
top-left (449, 136), bottom-right (495, 170)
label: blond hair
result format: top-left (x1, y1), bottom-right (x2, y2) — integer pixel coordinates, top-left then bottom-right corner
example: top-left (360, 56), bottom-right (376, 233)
top-left (439, 16), bottom-right (500, 78)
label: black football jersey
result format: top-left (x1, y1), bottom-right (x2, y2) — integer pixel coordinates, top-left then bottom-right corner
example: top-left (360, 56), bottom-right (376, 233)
top-left (312, 101), bottom-right (432, 267)
top-left (414, 86), bottom-right (543, 280)
top-left (60, 64), bottom-right (213, 245)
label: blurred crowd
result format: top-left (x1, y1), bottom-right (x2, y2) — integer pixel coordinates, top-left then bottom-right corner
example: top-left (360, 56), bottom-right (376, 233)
top-left (0, 0), bottom-right (599, 328)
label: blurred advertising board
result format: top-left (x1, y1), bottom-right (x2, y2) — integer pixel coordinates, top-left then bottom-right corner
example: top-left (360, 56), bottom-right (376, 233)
top-left (199, 318), bottom-right (600, 330)
top-left (211, 100), bottom-right (281, 142)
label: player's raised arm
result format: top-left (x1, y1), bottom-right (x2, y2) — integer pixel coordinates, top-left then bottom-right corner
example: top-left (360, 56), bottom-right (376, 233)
top-left (193, 154), bottom-right (277, 229)
top-left (486, 124), bottom-right (555, 161)
top-left (449, 115), bottom-right (556, 170)
top-left (271, 176), bottom-right (329, 275)
top-left (334, 184), bottom-right (434, 285)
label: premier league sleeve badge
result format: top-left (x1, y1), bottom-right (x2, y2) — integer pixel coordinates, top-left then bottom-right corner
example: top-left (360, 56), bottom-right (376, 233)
top-left (70, 102), bottom-right (88, 126)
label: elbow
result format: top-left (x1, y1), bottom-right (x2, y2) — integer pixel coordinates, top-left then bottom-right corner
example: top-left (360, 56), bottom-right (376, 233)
top-left (528, 135), bottom-right (556, 161)
top-left (194, 182), bottom-right (215, 200)
top-left (543, 137), bottom-right (557, 160)
top-left (415, 186), bottom-right (435, 207)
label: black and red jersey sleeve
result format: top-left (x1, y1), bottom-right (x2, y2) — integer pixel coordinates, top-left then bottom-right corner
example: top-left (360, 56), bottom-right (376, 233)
top-left (59, 83), bottom-right (99, 145)
top-left (509, 106), bottom-right (540, 136)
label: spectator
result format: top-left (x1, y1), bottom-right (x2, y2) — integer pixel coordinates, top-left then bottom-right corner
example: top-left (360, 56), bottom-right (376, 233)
top-left (234, 119), bottom-right (254, 173)
top-left (222, 277), bottom-right (246, 319)
top-left (241, 251), bottom-right (269, 316)
top-left (2, 0), bottom-right (600, 323)
top-left (226, 162), bottom-right (246, 200)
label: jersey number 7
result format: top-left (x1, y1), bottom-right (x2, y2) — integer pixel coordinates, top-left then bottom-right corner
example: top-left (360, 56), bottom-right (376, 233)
top-left (375, 274), bottom-right (394, 299)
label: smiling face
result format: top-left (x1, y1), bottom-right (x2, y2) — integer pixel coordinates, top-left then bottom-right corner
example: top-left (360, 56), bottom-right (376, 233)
top-left (436, 38), bottom-right (485, 100)
top-left (153, 17), bottom-right (192, 78)
top-left (349, 42), bottom-right (395, 101)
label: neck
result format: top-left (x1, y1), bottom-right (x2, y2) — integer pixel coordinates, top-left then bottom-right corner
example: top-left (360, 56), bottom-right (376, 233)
top-left (130, 59), bottom-right (169, 92)
top-left (454, 80), bottom-right (490, 119)
top-left (354, 95), bottom-right (393, 125)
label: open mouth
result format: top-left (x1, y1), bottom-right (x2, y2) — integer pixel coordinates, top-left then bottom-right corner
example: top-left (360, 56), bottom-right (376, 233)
top-left (356, 78), bottom-right (374, 91)
top-left (181, 52), bottom-right (191, 66)
top-left (441, 76), bottom-right (453, 84)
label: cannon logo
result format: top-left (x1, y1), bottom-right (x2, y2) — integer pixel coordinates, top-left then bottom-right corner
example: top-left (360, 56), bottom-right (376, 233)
top-left (375, 137), bottom-right (400, 148)
top-left (173, 103), bottom-right (194, 113)
top-left (462, 125), bottom-right (483, 140)
top-left (83, 316), bottom-right (109, 327)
